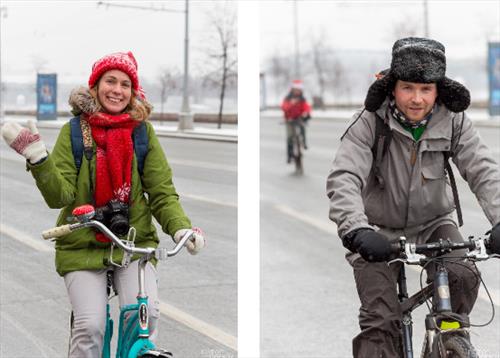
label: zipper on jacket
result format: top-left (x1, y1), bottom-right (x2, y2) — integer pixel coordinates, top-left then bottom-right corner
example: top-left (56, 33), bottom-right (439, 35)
top-left (405, 141), bottom-right (419, 226)
top-left (410, 141), bottom-right (418, 166)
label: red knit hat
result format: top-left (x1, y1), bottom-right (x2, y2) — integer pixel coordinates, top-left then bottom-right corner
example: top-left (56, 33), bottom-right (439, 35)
top-left (88, 51), bottom-right (140, 91)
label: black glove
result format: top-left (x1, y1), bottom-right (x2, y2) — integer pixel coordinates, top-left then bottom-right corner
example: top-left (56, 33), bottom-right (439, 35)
top-left (489, 223), bottom-right (500, 254)
top-left (343, 229), bottom-right (392, 262)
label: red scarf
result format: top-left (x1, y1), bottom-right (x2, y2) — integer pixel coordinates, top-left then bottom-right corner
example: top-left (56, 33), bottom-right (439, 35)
top-left (86, 112), bottom-right (139, 242)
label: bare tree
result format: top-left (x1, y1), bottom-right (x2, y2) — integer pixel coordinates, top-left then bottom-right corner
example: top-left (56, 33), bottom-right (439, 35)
top-left (268, 53), bottom-right (292, 103)
top-left (158, 67), bottom-right (179, 120)
top-left (202, 1), bottom-right (237, 129)
top-left (310, 28), bottom-right (333, 108)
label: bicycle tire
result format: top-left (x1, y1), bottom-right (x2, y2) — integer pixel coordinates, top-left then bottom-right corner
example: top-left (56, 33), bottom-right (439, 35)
top-left (139, 350), bottom-right (173, 358)
top-left (292, 134), bottom-right (303, 174)
top-left (441, 335), bottom-right (477, 358)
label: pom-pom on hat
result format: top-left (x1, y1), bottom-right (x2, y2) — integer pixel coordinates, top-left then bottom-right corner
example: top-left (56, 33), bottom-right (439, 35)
top-left (291, 79), bottom-right (304, 90)
top-left (364, 37), bottom-right (470, 113)
top-left (88, 51), bottom-right (140, 92)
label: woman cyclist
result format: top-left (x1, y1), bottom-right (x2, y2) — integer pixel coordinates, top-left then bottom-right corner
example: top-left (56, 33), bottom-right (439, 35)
top-left (1, 51), bottom-right (205, 357)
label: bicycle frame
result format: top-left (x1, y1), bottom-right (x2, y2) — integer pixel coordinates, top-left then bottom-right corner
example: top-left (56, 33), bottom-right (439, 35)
top-left (289, 118), bottom-right (304, 174)
top-left (390, 236), bottom-right (496, 358)
top-left (102, 256), bottom-right (158, 358)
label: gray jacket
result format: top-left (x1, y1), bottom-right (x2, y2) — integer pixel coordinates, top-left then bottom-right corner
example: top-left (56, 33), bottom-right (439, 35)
top-left (326, 99), bottom-right (500, 239)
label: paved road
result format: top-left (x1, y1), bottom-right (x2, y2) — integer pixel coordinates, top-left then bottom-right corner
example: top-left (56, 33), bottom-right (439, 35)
top-left (261, 115), bottom-right (500, 358)
top-left (0, 127), bottom-right (237, 358)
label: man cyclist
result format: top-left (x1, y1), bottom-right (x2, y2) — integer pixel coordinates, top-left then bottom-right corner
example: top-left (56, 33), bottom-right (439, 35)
top-left (326, 37), bottom-right (500, 357)
top-left (281, 80), bottom-right (311, 163)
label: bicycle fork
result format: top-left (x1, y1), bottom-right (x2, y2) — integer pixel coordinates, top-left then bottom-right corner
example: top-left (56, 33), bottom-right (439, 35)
top-left (398, 265), bottom-right (415, 358)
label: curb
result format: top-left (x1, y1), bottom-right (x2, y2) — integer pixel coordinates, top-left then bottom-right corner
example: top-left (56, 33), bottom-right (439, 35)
top-left (23, 120), bottom-right (238, 143)
top-left (261, 113), bottom-right (500, 128)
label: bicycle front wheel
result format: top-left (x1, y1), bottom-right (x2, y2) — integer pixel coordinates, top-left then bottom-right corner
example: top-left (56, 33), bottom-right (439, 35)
top-left (442, 335), bottom-right (477, 358)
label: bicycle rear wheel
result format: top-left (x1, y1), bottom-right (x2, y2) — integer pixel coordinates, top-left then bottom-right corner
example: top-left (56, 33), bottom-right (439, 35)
top-left (441, 335), bottom-right (477, 358)
top-left (292, 133), bottom-right (303, 174)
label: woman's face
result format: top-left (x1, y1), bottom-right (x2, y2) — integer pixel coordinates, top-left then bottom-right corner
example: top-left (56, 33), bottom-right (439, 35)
top-left (97, 70), bottom-right (132, 114)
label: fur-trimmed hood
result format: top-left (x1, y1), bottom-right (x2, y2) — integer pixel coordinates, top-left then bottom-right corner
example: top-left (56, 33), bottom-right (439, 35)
top-left (68, 86), bottom-right (100, 116)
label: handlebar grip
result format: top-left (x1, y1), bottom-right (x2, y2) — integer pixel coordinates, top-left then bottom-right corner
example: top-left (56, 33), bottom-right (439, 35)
top-left (42, 224), bottom-right (73, 240)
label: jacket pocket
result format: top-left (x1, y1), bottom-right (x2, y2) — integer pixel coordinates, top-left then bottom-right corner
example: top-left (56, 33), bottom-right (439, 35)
top-left (420, 152), bottom-right (454, 218)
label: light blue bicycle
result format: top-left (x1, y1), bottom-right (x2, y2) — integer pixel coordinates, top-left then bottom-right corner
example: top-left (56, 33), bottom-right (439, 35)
top-left (43, 204), bottom-right (194, 358)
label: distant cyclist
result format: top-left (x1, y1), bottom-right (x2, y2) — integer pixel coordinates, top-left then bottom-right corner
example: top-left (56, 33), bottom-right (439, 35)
top-left (1, 51), bottom-right (205, 358)
top-left (281, 80), bottom-right (312, 163)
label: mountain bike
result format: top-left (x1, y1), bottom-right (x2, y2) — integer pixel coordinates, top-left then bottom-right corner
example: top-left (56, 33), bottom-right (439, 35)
top-left (389, 235), bottom-right (499, 358)
top-left (42, 204), bottom-right (195, 358)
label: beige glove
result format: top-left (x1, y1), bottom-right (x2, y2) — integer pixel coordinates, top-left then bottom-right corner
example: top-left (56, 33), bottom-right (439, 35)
top-left (1, 120), bottom-right (47, 164)
top-left (173, 227), bottom-right (205, 255)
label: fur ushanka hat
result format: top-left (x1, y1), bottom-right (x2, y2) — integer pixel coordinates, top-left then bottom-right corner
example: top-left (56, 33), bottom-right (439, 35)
top-left (364, 37), bottom-right (470, 113)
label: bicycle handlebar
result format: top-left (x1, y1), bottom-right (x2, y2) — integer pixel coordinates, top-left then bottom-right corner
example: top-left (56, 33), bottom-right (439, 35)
top-left (389, 236), bottom-right (497, 265)
top-left (42, 219), bottom-right (193, 259)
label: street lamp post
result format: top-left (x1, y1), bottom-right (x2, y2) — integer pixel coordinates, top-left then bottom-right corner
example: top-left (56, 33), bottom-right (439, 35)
top-left (293, 0), bottom-right (300, 80)
top-left (97, 1), bottom-right (193, 130)
top-left (423, 0), bottom-right (429, 37)
top-left (0, 6), bottom-right (8, 121)
top-left (178, 0), bottom-right (193, 130)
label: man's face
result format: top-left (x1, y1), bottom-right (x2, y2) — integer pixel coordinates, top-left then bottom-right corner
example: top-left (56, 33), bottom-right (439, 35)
top-left (392, 80), bottom-right (437, 122)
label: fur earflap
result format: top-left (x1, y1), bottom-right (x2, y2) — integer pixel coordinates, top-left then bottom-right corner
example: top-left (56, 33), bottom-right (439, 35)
top-left (68, 86), bottom-right (100, 116)
top-left (364, 73), bottom-right (396, 112)
top-left (437, 78), bottom-right (470, 113)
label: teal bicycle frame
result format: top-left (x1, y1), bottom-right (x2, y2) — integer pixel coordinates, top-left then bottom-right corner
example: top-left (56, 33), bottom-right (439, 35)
top-left (42, 205), bottom-right (193, 358)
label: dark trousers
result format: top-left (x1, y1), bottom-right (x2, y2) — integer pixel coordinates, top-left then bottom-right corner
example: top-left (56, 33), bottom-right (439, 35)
top-left (351, 225), bottom-right (480, 358)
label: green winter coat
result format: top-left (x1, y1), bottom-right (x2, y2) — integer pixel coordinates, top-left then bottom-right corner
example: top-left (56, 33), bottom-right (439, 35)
top-left (28, 120), bottom-right (191, 276)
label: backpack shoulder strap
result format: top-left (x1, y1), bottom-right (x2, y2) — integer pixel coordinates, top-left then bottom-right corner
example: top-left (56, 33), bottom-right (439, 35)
top-left (443, 112), bottom-right (465, 227)
top-left (133, 122), bottom-right (149, 176)
top-left (69, 117), bottom-right (84, 171)
top-left (371, 112), bottom-right (392, 190)
top-left (69, 116), bottom-right (93, 172)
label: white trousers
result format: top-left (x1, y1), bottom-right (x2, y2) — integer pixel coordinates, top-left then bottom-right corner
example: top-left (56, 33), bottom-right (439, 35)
top-left (64, 260), bottom-right (160, 358)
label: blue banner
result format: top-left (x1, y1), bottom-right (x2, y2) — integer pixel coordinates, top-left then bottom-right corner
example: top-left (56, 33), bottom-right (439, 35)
top-left (37, 73), bottom-right (57, 120)
top-left (488, 42), bottom-right (500, 116)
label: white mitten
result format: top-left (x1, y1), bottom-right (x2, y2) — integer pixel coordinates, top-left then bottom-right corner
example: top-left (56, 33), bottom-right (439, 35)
top-left (173, 227), bottom-right (205, 255)
top-left (1, 120), bottom-right (47, 164)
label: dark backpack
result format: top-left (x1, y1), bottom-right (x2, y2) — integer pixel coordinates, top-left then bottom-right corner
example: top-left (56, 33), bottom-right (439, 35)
top-left (69, 116), bottom-right (149, 176)
top-left (342, 109), bottom-right (465, 226)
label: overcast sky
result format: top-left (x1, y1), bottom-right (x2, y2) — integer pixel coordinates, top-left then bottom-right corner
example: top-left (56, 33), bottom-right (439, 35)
top-left (1, 0), bottom-right (235, 83)
top-left (260, 0), bottom-right (500, 63)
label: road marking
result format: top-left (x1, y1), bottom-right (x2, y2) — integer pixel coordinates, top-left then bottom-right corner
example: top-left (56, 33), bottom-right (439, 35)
top-left (1, 311), bottom-right (59, 358)
top-left (0, 224), bottom-right (237, 350)
top-left (0, 223), bottom-right (53, 252)
top-left (158, 301), bottom-right (237, 351)
top-left (273, 203), bottom-right (499, 307)
top-left (169, 158), bottom-right (236, 173)
top-left (180, 192), bottom-right (237, 208)
top-left (274, 203), bottom-right (337, 234)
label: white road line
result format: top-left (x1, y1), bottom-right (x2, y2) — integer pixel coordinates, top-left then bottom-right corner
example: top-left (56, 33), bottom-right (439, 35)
top-left (169, 158), bottom-right (236, 173)
top-left (0, 223), bottom-right (53, 252)
top-left (180, 192), bottom-right (237, 208)
top-left (1, 311), bottom-right (59, 358)
top-left (274, 203), bottom-right (499, 307)
top-left (0, 224), bottom-right (237, 350)
top-left (274, 203), bottom-right (337, 234)
top-left (158, 301), bottom-right (237, 351)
